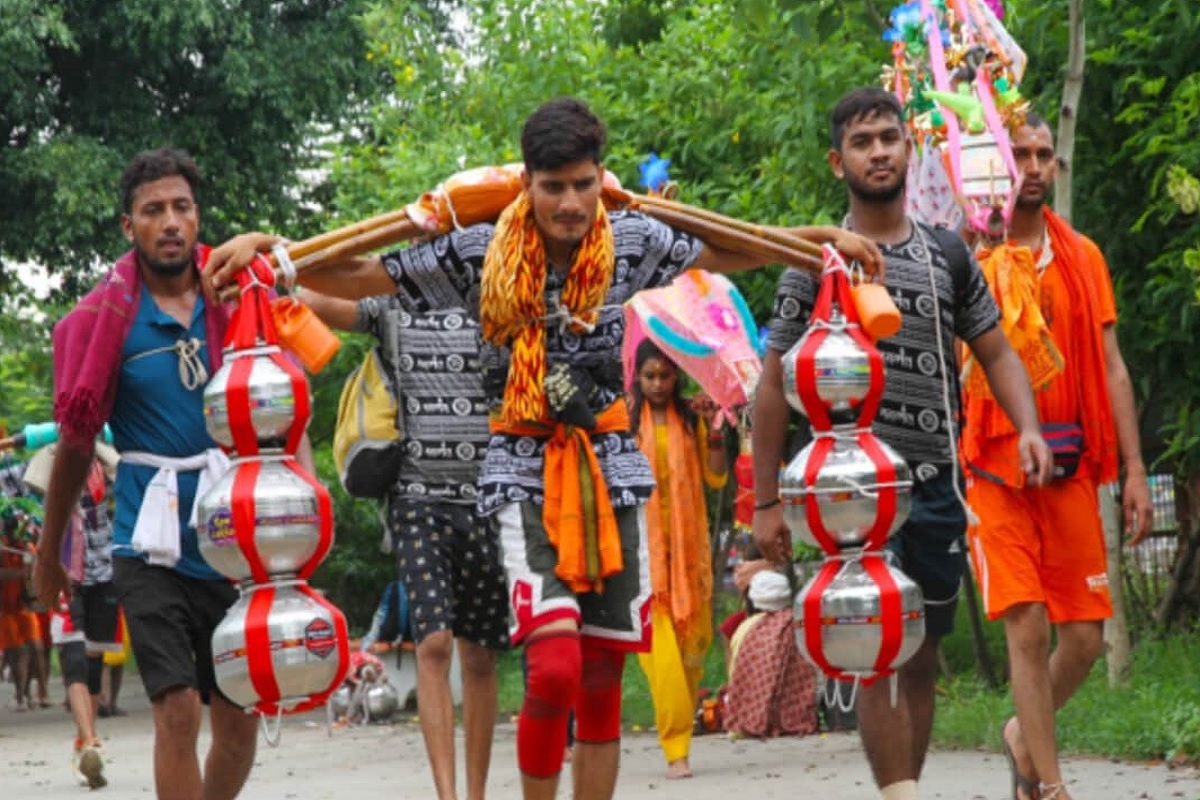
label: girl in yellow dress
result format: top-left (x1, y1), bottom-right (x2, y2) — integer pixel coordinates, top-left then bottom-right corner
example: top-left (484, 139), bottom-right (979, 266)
top-left (628, 340), bottom-right (727, 779)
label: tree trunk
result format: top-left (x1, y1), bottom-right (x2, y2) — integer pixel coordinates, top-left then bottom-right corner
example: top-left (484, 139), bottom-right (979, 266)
top-left (1155, 473), bottom-right (1200, 628)
top-left (1100, 483), bottom-right (1131, 686)
top-left (1054, 0), bottom-right (1085, 222)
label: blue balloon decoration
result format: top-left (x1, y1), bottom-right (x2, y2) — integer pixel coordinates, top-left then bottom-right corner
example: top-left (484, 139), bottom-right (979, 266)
top-left (639, 153), bottom-right (672, 194)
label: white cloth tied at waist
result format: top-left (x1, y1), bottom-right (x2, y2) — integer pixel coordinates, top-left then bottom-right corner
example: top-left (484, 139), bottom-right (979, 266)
top-left (122, 449), bottom-right (231, 567)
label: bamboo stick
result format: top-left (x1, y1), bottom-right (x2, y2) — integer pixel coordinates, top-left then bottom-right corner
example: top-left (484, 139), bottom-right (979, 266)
top-left (604, 187), bottom-right (825, 260)
top-left (635, 205), bottom-right (823, 273)
top-left (285, 209), bottom-right (414, 260)
top-left (292, 218), bottom-right (422, 273)
top-left (217, 216), bottom-right (423, 302)
top-left (216, 180), bottom-right (829, 303)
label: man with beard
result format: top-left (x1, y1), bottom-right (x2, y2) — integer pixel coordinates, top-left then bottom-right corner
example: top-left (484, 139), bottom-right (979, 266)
top-left (35, 148), bottom-right (313, 800)
top-left (962, 115), bottom-right (1151, 800)
top-left (751, 87), bottom-right (1052, 800)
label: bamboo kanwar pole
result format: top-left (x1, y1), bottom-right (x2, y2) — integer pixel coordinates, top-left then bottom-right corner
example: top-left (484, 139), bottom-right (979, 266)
top-left (625, 192), bottom-right (825, 260)
top-left (286, 209), bottom-right (414, 260)
top-left (633, 205), bottom-right (823, 273)
top-left (217, 215), bottom-right (424, 302)
top-left (291, 218), bottom-right (421, 273)
top-left (216, 183), bottom-right (829, 303)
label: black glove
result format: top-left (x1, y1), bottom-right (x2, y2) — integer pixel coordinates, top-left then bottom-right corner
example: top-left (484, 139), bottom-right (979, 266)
top-left (544, 363), bottom-right (598, 429)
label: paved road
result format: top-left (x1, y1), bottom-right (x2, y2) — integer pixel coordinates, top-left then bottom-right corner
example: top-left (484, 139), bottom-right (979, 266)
top-left (1, 690), bottom-right (1196, 799)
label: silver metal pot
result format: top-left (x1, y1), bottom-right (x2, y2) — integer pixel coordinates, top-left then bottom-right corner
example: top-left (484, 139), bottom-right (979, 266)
top-left (328, 682), bottom-right (353, 718)
top-left (212, 580), bottom-right (346, 711)
top-left (779, 433), bottom-right (913, 551)
top-left (781, 311), bottom-right (875, 420)
top-left (195, 456), bottom-right (327, 582)
top-left (364, 681), bottom-right (400, 721)
top-left (793, 556), bottom-right (925, 676)
top-left (203, 346), bottom-right (310, 451)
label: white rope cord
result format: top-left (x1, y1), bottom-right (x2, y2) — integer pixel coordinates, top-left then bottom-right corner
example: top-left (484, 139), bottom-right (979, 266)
top-left (240, 266), bottom-right (269, 296)
top-left (505, 301), bottom-right (625, 336)
top-left (807, 315), bottom-right (863, 333)
top-left (259, 706), bottom-right (285, 748)
top-left (272, 243), bottom-right (297, 291)
top-left (124, 338), bottom-right (209, 390)
top-left (812, 426), bottom-right (874, 439)
top-left (803, 479), bottom-right (914, 499)
top-left (440, 185), bottom-right (465, 232)
top-left (819, 670), bottom-right (901, 712)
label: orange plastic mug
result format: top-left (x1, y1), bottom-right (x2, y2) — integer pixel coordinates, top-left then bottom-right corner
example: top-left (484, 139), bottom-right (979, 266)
top-left (851, 282), bottom-right (902, 340)
top-left (271, 297), bottom-right (341, 373)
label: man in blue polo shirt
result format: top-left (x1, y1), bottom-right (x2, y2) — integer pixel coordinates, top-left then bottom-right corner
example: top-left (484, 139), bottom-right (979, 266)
top-left (36, 147), bottom-right (314, 800)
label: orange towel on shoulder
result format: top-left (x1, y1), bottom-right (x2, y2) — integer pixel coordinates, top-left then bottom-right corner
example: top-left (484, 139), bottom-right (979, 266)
top-left (961, 208), bottom-right (1118, 486)
top-left (962, 243), bottom-right (1063, 399)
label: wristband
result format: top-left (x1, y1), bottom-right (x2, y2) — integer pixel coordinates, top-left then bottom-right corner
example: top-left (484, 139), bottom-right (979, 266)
top-left (753, 498), bottom-right (781, 512)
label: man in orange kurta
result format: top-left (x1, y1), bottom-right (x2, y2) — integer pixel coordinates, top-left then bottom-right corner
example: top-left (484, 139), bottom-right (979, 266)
top-left (962, 114), bottom-right (1153, 800)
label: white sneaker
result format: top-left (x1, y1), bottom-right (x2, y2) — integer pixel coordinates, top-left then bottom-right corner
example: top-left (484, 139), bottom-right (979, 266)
top-left (73, 742), bottom-right (107, 790)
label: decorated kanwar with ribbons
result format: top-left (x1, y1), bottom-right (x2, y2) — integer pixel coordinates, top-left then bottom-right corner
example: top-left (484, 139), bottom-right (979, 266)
top-left (883, 0), bottom-right (1064, 415)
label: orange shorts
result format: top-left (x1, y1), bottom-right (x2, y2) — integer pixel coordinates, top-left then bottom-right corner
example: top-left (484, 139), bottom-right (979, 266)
top-left (33, 610), bottom-right (50, 647)
top-left (967, 475), bottom-right (1112, 623)
top-left (0, 609), bottom-right (37, 650)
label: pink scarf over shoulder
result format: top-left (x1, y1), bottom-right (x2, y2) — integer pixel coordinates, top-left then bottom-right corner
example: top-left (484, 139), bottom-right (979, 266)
top-left (52, 245), bottom-right (228, 451)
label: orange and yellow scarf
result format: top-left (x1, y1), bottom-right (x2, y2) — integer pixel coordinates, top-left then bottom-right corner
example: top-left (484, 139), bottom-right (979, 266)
top-left (961, 243), bottom-right (1063, 399)
top-left (961, 207), bottom-right (1118, 485)
top-left (479, 192), bottom-right (614, 425)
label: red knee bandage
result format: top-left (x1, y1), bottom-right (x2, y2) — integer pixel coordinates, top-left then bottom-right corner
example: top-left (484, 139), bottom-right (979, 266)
top-left (519, 631), bottom-right (581, 778)
top-left (575, 639), bottom-right (625, 743)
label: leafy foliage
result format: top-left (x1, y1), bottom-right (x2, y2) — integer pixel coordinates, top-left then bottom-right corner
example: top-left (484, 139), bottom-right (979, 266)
top-left (0, 0), bottom-right (386, 296)
top-left (1006, 0), bottom-right (1200, 474)
top-left (935, 630), bottom-right (1200, 762)
top-left (334, 0), bottom-right (885, 318)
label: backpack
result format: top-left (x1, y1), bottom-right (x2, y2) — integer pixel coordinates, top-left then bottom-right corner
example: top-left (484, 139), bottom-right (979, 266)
top-left (375, 580), bottom-right (413, 645)
top-left (333, 345), bottom-right (404, 499)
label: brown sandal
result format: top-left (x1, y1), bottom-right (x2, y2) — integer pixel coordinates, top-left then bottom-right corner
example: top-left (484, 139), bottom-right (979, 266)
top-left (1039, 782), bottom-right (1065, 800)
top-left (1000, 721), bottom-right (1040, 800)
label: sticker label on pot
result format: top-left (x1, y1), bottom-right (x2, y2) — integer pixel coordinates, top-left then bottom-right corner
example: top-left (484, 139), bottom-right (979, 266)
top-left (305, 618), bottom-right (336, 658)
top-left (206, 509), bottom-right (237, 547)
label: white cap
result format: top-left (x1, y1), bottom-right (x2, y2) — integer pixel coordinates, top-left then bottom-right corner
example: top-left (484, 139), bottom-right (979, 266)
top-left (747, 570), bottom-right (791, 612)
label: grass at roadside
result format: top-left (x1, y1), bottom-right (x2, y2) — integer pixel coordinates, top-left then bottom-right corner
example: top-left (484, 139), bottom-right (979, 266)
top-left (495, 616), bottom-right (731, 729)
top-left (494, 591), bottom-right (1200, 763)
top-left (934, 631), bottom-right (1200, 763)
top-left (497, 591), bottom-right (745, 726)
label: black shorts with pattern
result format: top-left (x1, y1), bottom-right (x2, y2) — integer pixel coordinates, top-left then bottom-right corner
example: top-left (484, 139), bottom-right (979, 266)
top-left (388, 498), bottom-right (509, 651)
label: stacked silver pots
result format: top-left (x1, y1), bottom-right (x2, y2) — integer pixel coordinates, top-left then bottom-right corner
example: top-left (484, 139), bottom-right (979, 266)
top-left (199, 307), bottom-right (349, 720)
top-left (781, 248), bottom-right (925, 688)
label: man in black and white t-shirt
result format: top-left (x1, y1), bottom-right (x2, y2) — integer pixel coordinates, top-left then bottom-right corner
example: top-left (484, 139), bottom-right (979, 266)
top-left (208, 96), bottom-right (882, 800)
top-left (299, 289), bottom-right (507, 800)
top-left (753, 87), bottom-right (1052, 800)
top-left (768, 218), bottom-right (996, 480)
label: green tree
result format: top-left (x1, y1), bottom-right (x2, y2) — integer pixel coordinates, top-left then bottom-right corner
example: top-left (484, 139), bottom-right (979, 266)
top-left (1007, 0), bottom-right (1200, 629)
top-left (0, 0), bottom-right (385, 297)
top-left (335, 0), bottom-right (884, 317)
